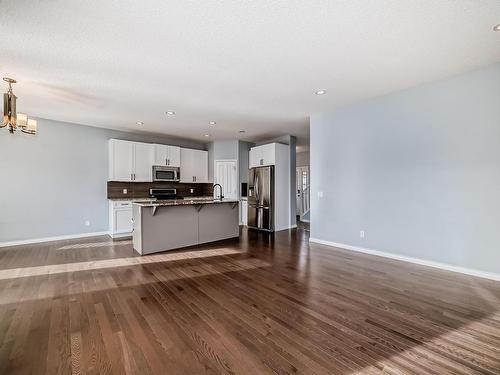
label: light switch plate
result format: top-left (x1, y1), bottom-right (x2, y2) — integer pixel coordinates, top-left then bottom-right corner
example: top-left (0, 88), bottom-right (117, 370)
top-left (317, 191), bottom-right (324, 198)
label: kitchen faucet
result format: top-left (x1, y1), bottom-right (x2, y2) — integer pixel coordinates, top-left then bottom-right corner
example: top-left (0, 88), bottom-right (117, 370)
top-left (213, 184), bottom-right (224, 201)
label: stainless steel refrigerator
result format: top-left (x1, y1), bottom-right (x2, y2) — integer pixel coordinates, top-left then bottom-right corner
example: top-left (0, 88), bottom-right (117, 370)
top-left (248, 166), bottom-right (274, 231)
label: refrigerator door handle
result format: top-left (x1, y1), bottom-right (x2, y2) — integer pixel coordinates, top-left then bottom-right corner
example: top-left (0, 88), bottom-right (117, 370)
top-left (255, 174), bottom-right (259, 204)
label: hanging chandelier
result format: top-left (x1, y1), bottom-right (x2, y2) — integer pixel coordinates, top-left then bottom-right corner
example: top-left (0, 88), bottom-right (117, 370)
top-left (1, 77), bottom-right (37, 135)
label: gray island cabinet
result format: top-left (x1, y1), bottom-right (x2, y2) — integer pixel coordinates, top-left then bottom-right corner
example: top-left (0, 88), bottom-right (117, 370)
top-left (132, 199), bottom-right (239, 255)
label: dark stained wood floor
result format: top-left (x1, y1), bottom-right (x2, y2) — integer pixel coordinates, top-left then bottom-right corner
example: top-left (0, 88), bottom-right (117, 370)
top-left (1, 228), bottom-right (500, 374)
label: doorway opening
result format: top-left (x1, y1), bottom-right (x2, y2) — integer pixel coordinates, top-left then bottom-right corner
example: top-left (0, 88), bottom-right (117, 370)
top-left (296, 147), bottom-right (310, 231)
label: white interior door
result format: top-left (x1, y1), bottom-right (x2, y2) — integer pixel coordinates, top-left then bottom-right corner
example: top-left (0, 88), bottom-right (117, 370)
top-left (214, 160), bottom-right (238, 200)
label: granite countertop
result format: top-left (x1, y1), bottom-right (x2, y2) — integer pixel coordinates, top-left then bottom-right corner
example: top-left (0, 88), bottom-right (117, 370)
top-left (133, 198), bottom-right (239, 207)
top-left (108, 196), bottom-right (214, 202)
top-left (108, 197), bottom-right (156, 202)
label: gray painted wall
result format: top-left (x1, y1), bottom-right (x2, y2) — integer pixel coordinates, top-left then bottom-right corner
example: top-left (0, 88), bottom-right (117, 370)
top-left (212, 140), bottom-right (239, 160)
top-left (207, 140), bottom-right (239, 182)
top-left (310, 63), bottom-right (500, 275)
top-left (296, 151), bottom-right (310, 167)
top-left (238, 141), bottom-right (253, 184)
top-left (0, 118), bottom-right (204, 242)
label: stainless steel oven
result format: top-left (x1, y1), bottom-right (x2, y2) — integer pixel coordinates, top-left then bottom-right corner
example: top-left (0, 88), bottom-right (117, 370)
top-left (152, 166), bottom-right (180, 182)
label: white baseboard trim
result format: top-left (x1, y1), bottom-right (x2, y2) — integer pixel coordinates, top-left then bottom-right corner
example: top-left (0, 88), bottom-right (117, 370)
top-left (0, 231), bottom-right (111, 248)
top-left (309, 238), bottom-right (500, 282)
top-left (110, 232), bottom-right (132, 239)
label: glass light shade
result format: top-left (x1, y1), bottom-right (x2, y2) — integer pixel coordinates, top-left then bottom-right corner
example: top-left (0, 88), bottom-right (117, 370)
top-left (17, 112), bottom-right (28, 128)
top-left (22, 118), bottom-right (37, 135)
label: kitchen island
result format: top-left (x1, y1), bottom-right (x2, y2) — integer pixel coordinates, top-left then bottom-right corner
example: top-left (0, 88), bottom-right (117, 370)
top-left (132, 198), bottom-right (240, 255)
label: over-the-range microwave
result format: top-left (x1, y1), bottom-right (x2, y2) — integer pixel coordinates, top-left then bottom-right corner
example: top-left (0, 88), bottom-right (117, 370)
top-left (152, 165), bottom-right (180, 182)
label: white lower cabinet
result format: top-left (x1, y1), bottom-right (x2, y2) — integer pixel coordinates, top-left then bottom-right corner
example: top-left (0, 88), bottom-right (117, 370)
top-left (109, 201), bottom-right (133, 238)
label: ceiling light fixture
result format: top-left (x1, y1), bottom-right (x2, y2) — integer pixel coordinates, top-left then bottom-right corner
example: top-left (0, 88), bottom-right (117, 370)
top-left (166, 111), bottom-right (175, 115)
top-left (239, 130), bottom-right (246, 133)
top-left (315, 89), bottom-right (327, 95)
top-left (136, 121), bottom-right (144, 126)
top-left (1, 77), bottom-right (37, 135)
top-left (209, 121), bottom-right (216, 125)
top-left (204, 134), bottom-right (210, 137)
top-left (494, 24), bottom-right (500, 31)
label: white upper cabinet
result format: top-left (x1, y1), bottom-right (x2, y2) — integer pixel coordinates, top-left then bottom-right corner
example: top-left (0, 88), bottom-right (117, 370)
top-left (180, 148), bottom-right (208, 183)
top-left (109, 140), bottom-right (208, 183)
top-left (108, 139), bottom-right (154, 181)
top-left (133, 142), bottom-right (154, 181)
top-left (109, 140), bottom-right (134, 181)
top-left (196, 149), bottom-right (209, 183)
top-left (153, 144), bottom-right (180, 167)
top-left (249, 143), bottom-right (276, 168)
top-left (167, 146), bottom-right (181, 167)
top-left (153, 144), bottom-right (167, 166)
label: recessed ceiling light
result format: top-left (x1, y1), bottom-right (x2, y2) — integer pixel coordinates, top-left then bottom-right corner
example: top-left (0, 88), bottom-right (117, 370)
top-left (136, 121), bottom-right (144, 126)
top-left (494, 24), bottom-right (500, 31)
top-left (315, 89), bottom-right (327, 95)
top-left (209, 121), bottom-right (216, 125)
top-left (204, 134), bottom-right (210, 137)
top-left (166, 111), bottom-right (175, 115)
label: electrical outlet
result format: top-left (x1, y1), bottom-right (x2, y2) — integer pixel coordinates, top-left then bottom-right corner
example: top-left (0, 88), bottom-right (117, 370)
top-left (190, 188), bottom-right (194, 194)
top-left (360, 230), bottom-right (365, 239)
top-left (317, 191), bottom-right (324, 198)
top-left (123, 189), bottom-right (127, 194)
top-left (85, 220), bottom-right (91, 227)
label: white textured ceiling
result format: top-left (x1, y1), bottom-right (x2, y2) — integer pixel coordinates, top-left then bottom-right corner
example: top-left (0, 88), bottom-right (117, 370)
top-left (1, 0), bottom-right (499, 147)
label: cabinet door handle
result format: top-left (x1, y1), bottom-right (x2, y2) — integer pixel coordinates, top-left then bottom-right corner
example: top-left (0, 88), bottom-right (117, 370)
top-left (131, 173), bottom-right (133, 180)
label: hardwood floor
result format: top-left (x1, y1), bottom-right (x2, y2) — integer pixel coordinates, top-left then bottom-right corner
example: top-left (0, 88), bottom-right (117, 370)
top-left (1, 228), bottom-right (500, 374)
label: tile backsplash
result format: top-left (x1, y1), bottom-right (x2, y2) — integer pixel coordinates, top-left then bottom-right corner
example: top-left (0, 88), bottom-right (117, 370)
top-left (107, 181), bottom-right (213, 199)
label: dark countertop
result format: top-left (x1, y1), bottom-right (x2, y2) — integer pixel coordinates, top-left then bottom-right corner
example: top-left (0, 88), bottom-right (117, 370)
top-left (108, 196), bottom-right (215, 202)
top-left (133, 198), bottom-right (239, 207)
top-left (108, 197), bottom-right (156, 202)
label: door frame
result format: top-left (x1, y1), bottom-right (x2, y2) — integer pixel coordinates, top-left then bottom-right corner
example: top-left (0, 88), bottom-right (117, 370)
top-left (213, 159), bottom-right (239, 199)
